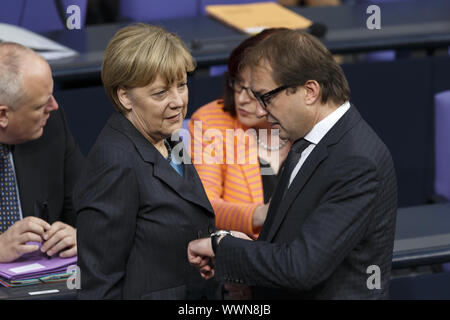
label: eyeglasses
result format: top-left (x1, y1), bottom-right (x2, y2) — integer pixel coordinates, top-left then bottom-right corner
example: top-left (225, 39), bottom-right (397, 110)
top-left (228, 78), bottom-right (256, 100)
top-left (251, 85), bottom-right (290, 109)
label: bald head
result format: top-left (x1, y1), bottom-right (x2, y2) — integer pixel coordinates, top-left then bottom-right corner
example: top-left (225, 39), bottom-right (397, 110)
top-left (0, 42), bottom-right (47, 110)
top-left (0, 42), bottom-right (58, 144)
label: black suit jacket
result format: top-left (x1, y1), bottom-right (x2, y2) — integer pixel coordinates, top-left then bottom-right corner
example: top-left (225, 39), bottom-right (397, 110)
top-left (12, 108), bottom-right (84, 226)
top-left (75, 111), bottom-right (217, 299)
top-left (215, 106), bottom-right (397, 299)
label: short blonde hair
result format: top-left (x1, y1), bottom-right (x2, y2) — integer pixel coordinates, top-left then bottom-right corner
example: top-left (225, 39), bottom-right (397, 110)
top-left (102, 23), bottom-right (196, 113)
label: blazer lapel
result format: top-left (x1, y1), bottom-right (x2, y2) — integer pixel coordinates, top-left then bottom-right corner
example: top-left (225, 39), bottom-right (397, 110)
top-left (264, 145), bottom-right (328, 241)
top-left (12, 145), bottom-right (38, 219)
top-left (262, 105), bottom-right (362, 242)
top-left (12, 137), bottom-right (56, 222)
top-left (152, 156), bottom-right (214, 216)
top-left (109, 112), bottom-right (214, 216)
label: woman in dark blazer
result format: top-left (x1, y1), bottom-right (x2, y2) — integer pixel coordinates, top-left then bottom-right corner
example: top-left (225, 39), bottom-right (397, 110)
top-left (75, 24), bottom-right (217, 299)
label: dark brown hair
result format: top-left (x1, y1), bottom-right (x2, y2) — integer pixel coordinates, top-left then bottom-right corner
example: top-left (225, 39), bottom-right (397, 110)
top-left (243, 29), bottom-right (350, 105)
top-left (222, 28), bottom-right (288, 117)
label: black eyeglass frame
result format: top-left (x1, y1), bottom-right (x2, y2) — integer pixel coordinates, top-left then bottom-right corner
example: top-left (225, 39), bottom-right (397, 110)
top-left (227, 78), bottom-right (254, 96)
top-left (251, 85), bottom-right (290, 109)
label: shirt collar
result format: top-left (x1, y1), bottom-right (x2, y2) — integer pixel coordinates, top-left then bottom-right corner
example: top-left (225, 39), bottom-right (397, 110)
top-left (304, 101), bottom-right (351, 145)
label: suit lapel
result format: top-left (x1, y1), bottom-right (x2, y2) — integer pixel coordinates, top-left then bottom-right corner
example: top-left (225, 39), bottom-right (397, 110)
top-left (152, 156), bottom-right (214, 215)
top-left (264, 144), bottom-right (328, 241)
top-left (12, 145), bottom-right (36, 219)
top-left (109, 112), bottom-right (214, 216)
top-left (12, 131), bottom-right (56, 221)
top-left (261, 105), bottom-right (362, 242)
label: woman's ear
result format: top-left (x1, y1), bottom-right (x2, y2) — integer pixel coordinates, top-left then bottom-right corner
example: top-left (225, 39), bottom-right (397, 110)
top-left (117, 87), bottom-right (133, 111)
top-left (0, 105), bottom-right (10, 129)
top-left (303, 80), bottom-right (321, 105)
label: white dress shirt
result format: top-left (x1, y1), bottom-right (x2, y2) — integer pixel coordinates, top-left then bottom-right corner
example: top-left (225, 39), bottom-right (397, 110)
top-left (288, 101), bottom-right (351, 187)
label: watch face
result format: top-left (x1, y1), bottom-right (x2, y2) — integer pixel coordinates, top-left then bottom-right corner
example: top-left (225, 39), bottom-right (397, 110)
top-left (212, 230), bottom-right (231, 237)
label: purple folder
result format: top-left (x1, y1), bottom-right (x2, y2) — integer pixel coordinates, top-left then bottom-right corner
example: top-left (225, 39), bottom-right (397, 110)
top-left (0, 243), bottom-right (76, 281)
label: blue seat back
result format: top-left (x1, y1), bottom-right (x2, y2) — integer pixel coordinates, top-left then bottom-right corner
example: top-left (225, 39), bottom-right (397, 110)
top-left (0, 0), bottom-right (87, 33)
top-left (120, 0), bottom-right (198, 21)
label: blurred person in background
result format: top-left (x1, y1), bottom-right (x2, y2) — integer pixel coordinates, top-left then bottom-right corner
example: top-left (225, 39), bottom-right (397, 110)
top-left (189, 28), bottom-right (290, 240)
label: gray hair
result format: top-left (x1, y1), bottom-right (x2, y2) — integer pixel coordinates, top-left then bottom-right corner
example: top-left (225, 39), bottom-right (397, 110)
top-left (0, 42), bottom-right (36, 110)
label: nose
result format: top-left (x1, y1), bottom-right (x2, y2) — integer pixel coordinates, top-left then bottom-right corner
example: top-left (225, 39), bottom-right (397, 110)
top-left (47, 96), bottom-right (59, 112)
top-left (169, 89), bottom-right (185, 109)
top-left (254, 101), bottom-right (268, 118)
top-left (236, 88), bottom-right (252, 105)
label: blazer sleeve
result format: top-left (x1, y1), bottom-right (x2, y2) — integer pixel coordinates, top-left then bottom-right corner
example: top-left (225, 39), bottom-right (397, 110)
top-left (214, 156), bottom-right (380, 290)
top-left (59, 108), bottom-right (86, 227)
top-left (74, 144), bottom-right (139, 299)
top-left (188, 113), bottom-right (260, 239)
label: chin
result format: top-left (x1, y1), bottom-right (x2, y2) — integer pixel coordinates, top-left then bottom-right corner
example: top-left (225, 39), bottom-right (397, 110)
top-left (238, 117), bottom-right (261, 129)
top-left (32, 129), bottom-right (45, 140)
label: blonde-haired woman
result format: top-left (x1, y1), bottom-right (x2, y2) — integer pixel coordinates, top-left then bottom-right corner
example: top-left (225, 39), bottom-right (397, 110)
top-left (75, 24), bottom-right (217, 300)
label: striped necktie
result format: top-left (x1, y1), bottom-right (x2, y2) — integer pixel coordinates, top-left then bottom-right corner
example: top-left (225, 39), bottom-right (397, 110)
top-left (0, 144), bottom-right (20, 233)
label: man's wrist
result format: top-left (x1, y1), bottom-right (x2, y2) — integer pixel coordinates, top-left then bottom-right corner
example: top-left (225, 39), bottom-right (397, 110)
top-left (210, 230), bottom-right (232, 254)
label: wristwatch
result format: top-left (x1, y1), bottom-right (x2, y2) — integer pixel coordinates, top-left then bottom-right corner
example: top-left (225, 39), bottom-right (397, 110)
top-left (210, 230), bottom-right (232, 254)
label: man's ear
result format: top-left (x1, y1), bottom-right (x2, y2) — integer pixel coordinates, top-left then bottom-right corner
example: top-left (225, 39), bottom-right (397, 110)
top-left (117, 87), bottom-right (133, 111)
top-left (0, 105), bottom-right (10, 129)
top-left (303, 80), bottom-right (321, 105)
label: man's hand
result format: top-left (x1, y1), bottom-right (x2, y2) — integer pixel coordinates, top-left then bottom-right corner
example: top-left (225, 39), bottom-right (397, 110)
top-left (0, 217), bottom-right (51, 263)
top-left (253, 203), bottom-right (269, 229)
top-left (228, 231), bottom-right (252, 241)
top-left (41, 222), bottom-right (77, 258)
top-left (188, 231), bottom-right (253, 280)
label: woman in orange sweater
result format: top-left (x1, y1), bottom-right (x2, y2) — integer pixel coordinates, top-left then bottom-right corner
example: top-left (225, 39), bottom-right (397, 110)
top-left (189, 29), bottom-right (290, 239)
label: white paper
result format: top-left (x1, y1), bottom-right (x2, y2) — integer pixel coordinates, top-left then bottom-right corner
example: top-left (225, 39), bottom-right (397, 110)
top-left (28, 289), bottom-right (60, 296)
top-left (0, 23), bottom-right (78, 60)
top-left (9, 263), bottom-right (45, 274)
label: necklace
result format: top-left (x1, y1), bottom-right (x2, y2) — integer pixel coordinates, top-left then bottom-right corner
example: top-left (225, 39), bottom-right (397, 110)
top-left (257, 137), bottom-right (288, 151)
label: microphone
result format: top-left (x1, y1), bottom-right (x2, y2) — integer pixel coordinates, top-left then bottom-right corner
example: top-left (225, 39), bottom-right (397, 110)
top-left (306, 22), bottom-right (327, 38)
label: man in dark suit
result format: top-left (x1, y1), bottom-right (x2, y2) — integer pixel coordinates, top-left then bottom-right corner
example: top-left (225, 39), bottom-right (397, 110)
top-left (188, 29), bottom-right (397, 299)
top-left (0, 42), bottom-right (84, 262)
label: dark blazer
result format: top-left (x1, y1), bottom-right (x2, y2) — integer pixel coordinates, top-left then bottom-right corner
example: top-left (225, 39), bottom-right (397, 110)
top-left (75, 111), bottom-right (217, 300)
top-left (215, 106), bottom-right (398, 299)
top-left (12, 108), bottom-right (84, 226)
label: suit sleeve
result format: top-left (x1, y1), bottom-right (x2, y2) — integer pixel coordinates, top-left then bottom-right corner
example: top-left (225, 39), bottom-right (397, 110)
top-left (188, 113), bottom-right (259, 239)
top-left (74, 144), bottom-right (139, 299)
top-left (58, 108), bottom-right (86, 227)
top-left (215, 156), bottom-right (380, 290)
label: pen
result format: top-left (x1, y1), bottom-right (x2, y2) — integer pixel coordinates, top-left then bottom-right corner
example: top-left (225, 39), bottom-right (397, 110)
top-left (34, 201), bottom-right (52, 259)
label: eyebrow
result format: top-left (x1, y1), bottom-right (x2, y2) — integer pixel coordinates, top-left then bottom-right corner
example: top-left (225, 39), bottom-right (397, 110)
top-left (250, 87), bottom-right (265, 95)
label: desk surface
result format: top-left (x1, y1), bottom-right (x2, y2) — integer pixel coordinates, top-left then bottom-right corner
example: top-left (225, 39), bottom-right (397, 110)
top-left (46, 0), bottom-right (450, 82)
top-left (0, 282), bottom-right (75, 300)
top-left (393, 203), bottom-right (450, 269)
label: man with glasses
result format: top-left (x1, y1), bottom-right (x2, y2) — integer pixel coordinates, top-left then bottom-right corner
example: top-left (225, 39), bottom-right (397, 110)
top-left (188, 29), bottom-right (397, 299)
